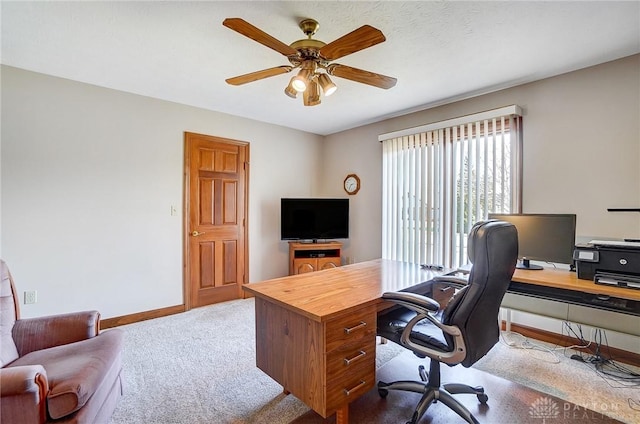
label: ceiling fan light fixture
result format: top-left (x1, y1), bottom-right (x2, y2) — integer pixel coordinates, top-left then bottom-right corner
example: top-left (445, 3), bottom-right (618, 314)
top-left (303, 79), bottom-right (321, 106)
top-left (318, 73), bottom-right (337, 96)
top-left (292, 60), bottom-right (317, 92)
top-left (292, 69), bottom-right (311, 92)
top-left (284, 78), bottom-right (298, 98)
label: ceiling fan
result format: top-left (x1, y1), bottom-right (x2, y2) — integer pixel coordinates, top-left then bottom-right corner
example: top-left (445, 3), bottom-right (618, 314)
top-left (222, 18), bottom-right (397, 106)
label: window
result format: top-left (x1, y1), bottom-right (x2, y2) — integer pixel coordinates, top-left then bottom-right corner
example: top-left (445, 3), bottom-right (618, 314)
top-left (380, 105), bottom-right (523, 269)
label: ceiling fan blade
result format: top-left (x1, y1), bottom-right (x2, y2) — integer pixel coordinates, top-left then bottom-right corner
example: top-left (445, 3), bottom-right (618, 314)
top-left (327, 64), bottom-right (397, 89)
top-left (226, 66), bottom-right (293, 86)
top-left (223, 18), bottom-right (298, 57)
top-left (319, 25), bottom-right (386, 61)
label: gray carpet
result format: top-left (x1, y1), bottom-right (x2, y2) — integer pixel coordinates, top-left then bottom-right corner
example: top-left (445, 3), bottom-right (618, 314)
top-left (109, 298), bottom-right (639, 423)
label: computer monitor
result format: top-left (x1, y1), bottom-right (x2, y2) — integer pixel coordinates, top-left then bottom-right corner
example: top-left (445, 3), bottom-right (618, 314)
top-left (487, 213), bottom-right (577, 270)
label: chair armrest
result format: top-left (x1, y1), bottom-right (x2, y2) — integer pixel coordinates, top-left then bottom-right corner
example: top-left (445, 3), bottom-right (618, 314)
top-left (0, 365), bottom-right (48, 396)
top-left (382, 291), bottom-right (467, 365)
top-left (12, 311), bottom-right (100, 356)
top-left (432, 275), bottom-right (468, 286)
top-left (0, 365), bottom-right (49, 423)
top-left (382, 291), bottom-right (441, 314)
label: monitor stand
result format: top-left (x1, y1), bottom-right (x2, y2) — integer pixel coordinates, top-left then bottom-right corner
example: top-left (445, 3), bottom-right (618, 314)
top-left (516, 258), bottom-right (543, 270)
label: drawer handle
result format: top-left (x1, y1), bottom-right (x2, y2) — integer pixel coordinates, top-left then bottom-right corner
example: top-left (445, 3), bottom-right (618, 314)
top-left (344, 321), bottom-right (367, 334)
top-left (343, 350), bottom-right (366, 366)
top-left (343, 380), bottom-right (366, 396)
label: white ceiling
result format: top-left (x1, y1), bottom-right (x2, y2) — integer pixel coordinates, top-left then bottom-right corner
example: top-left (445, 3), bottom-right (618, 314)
top-left (2, 1), bottom-right (639, 135)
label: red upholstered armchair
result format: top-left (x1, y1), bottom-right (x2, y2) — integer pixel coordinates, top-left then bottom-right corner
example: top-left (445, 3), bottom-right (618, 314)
top-left (0, 260), bottom-right (124, 424)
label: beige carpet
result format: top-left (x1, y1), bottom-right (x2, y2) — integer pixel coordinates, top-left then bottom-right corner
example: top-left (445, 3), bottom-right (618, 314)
top-left (109, 298), bottom-right (639, 423)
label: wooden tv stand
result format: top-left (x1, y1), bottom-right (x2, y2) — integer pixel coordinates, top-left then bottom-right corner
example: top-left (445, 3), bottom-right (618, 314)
top-left (289, 241), bottom-right (342, 275)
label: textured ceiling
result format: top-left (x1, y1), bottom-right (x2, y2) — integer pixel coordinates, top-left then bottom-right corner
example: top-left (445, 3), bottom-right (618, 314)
top-left (2, 1), bottom-right (639, 135)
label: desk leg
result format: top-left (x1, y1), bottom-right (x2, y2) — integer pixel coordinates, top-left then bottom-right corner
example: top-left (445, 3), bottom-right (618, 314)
top-left (336, 404), bottom-right (349, 424)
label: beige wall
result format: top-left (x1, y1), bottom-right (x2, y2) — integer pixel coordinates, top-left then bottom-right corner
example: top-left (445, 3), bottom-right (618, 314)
top-left (321, 54), bottom-right (640, 351)
top-left (1, 65), bottom-right (323, 318)
top-left (322, 54), bottom-right (640, 262)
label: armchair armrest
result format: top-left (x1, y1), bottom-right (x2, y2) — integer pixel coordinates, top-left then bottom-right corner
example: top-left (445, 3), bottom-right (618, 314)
top-left (12, 311), bottom-right (100, 356)
top-left (0, 365), bottom-right (48, 424)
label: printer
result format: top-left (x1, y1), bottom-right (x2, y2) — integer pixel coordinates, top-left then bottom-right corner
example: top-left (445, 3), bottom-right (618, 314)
top-left (574, 240), bottom-right (640, 289)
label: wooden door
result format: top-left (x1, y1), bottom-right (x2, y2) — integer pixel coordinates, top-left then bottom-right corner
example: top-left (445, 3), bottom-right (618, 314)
top-left (184, 132), bottom-right (248, 309)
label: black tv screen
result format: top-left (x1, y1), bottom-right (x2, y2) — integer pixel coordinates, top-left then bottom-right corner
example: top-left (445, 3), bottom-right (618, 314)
top-left (281, 198), bottom-right (349, 241)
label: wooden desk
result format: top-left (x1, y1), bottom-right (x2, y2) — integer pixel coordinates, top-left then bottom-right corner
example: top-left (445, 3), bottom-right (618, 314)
top-left (243, 259), bottom-right (440, 424)
top-left (245, 261), bottom-right (640, 424)
top-left (506, 268), bottom-right (640, 337)
top-left (513, 268), bottom-right (640, 301)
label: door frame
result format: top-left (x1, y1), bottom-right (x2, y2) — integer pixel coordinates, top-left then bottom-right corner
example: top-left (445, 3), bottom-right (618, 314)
top-left (182, 132), bottom-right (250, 311)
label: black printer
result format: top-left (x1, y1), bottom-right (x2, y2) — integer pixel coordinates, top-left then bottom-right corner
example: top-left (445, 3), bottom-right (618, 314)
top-left (574, 240), bottom-right (640, 289)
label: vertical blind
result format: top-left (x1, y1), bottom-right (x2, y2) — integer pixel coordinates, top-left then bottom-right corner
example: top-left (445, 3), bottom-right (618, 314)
top-left (380, 105), bottom-right (523, 269)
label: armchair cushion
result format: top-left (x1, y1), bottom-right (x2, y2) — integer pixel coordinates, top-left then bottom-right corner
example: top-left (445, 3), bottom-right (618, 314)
top-left (7, 328), bottom-right (123, 419)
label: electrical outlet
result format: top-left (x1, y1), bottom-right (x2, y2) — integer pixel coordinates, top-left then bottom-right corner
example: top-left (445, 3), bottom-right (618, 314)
top-left (24, 290), bottom-right (37, 304)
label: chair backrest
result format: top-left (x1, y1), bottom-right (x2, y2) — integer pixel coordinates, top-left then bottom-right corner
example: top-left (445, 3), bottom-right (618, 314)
top-left (0, 259), bottom-right (21, 366)
top-left (441, 220), bottom-right (518, 367)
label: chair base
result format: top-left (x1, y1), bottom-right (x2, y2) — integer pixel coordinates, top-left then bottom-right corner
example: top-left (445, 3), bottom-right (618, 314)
top-left (377, 364), bottom-right (487, 424)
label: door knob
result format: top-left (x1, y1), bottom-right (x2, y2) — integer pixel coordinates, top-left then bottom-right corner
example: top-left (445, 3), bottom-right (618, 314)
top-left (191, 230), bottom-right (205, 237)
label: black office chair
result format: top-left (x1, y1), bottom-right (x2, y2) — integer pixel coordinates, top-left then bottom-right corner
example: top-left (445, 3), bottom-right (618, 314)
top-left (377, 220), bottom-right (518, 424)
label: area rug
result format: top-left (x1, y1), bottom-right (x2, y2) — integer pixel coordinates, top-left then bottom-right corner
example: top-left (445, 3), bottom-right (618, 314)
top-left (473, 335), bottom-right (640, 423)
top-left (293, 351), bottom-right (626, 423)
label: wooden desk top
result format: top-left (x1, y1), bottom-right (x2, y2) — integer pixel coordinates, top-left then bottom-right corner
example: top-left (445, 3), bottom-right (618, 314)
top-left (512, 268), bottom-right (640, 301)
top-left (245, 260), bottom-right (640, 324)
top-left (244, 259), bottom-right (440, 323)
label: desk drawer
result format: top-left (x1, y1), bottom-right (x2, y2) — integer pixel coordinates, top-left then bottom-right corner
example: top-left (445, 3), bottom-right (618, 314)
top-left (326, 306), bottom-right (376, 352)
top-left (325, 350), bottom-right (375, 413)
top-left (326, 336), bottom-right (376, 377)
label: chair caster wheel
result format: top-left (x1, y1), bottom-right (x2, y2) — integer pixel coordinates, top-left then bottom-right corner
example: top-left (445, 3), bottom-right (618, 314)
top-left (477, 393), bottom-right (489, 404)
top-left (377, 381), bottom-right (389, 398)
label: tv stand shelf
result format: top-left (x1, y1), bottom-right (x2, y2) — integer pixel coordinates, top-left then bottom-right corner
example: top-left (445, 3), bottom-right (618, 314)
top-left (289, 241), bottom-right (342, 275)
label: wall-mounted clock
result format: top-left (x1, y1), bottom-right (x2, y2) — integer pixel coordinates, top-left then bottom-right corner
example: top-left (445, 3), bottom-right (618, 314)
top-left (343, 174), bottom-right (361, 195)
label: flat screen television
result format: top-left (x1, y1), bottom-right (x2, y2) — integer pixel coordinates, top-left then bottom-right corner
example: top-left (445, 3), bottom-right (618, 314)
top-left (281, 198), bottom-right (349, 241)
top-left (487, 213), bottom-right (577, 270)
